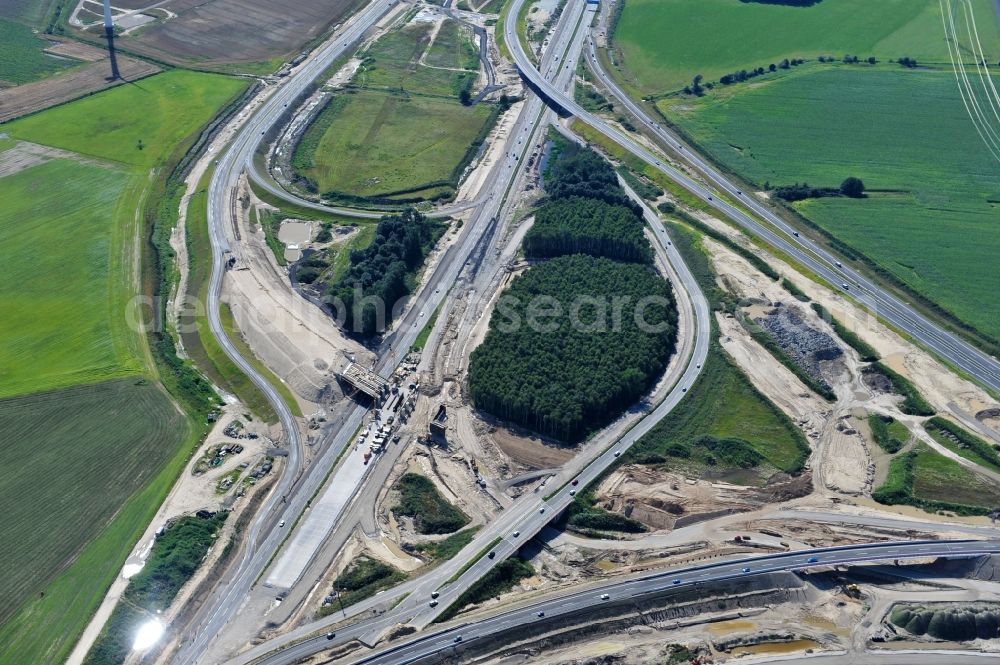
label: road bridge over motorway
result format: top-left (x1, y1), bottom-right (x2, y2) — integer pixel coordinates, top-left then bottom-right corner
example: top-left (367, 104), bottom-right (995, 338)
top-left (245, 539), bottom-right (1000, 665)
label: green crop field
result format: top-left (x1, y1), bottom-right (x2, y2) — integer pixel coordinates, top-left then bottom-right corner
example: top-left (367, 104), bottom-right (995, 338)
top-left (664, 67), bottom-right (1000, 343)
top-left (0, 0), bottom-right (58, 26)
top-left (612, 0), bottom-right (1000, 95)
top-left (0, 379), bottom-right (189, 630)
top-left (292, 17), bottom-right (493, 200)
top-left (0, 68), bottom-right (247, 663)
top-left (0, 17), bottom-right (76, 85)
top-left (0, 158), bottom-right (145, 398)
top-left (4, 70), bottom-right (247, 168)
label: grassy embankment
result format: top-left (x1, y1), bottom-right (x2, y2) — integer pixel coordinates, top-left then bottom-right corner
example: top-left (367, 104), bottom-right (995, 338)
top-left (924, 417), bottom-right (1000, 473)
top-left (868, 414), bottom-right (910, 454)
top-left (874, 443), bottom-right (1000, 516)
top-left (318, 557), bottom-right (407, 618)
top-left (292, 18), bottom-right (496, 202)
top-left (84, 512), bottom-right (228, 665)
top-left (180, 170), bottom-right (282, 422)
top-left (625, 223), bottom-right (811, 485)
top-left (0, 69), bottom-right (249, 664)
top-left (436, 557), bottom-right (535, 622)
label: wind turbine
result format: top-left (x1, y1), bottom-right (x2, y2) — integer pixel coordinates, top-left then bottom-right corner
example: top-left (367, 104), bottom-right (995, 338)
top-left (102, 0), bottom-right (113, 32)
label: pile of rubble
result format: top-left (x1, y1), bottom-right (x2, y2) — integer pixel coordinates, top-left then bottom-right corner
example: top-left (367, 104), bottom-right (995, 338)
top-left (754, 303), bottom-right (842, 383)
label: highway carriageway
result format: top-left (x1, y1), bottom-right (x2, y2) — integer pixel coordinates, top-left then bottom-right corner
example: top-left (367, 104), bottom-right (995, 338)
top-left (248, 539), bottom-right (1000, 665)
top-left (504, 0), bottom-right (1000, 395)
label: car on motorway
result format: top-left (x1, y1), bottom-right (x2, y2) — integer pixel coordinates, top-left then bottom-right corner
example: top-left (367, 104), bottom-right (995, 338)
top-left (572, 479), bottom-right (579, 486)
top-left (842, 283), bottom-right (850, 290)
top-left (513, 531), bottom-right (520, 538)
top-left (569, 489), bottom-right (576, 496)
top-left (614, 450), bottom-right (621, 457)
top-left (742, 567), bottom-right (751, 573)
top-left (326, 632), bottom-right (336, 640)
top-left (600, 593), bottom-right (610, 600)
top-left (537, 611), bottom-right (545, 617)
top-left (454, 636), bottom-right (463, 643)
top-left (672, 578), bottom-right (681, 585)
top-left (835, 261), bottom-right (843, 268)
top-left (430, 600), bottom-right (438, 607)
top-left (488, 550), bottom-right (496, 559)
top-left (793, 231), bottom-right (800, 237)
top-left (807, 556), bottom-right (819, 563)
top-left (432, 591), bottom-right (439, 599)
top-left (278, 519), bottom-right (285, 527)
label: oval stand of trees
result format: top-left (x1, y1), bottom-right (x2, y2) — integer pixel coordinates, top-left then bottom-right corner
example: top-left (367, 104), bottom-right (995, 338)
top-left (326, 209), bottom-right (445, 339)
top-left (468, 141), bottom-right (677, 444)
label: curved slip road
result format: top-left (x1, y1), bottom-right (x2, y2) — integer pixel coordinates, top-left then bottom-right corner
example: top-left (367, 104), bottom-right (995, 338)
top-left (217, 3), bottom-right (712, 662)
top-left (503, 2), bottom-right (1000, 394)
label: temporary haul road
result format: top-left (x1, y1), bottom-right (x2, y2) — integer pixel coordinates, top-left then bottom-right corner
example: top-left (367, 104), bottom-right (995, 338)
top-left (251, 539), bottom-right (1000, 665)
top-left (217, 2), bottom-right (715, 660)
top-left (499, 1), bottom-right (1000, 395)
top-left (181, 0), bottom-right (641, 662)
top-left (177, 0), bottom-right (709, 662)
top-left (174, 0), bottom-right (1000, 663)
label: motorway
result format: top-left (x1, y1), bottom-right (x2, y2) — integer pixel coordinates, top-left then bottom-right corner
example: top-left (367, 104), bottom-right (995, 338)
top-left (187, 0), bottom-right (399, 661)
top-left (193, 2), bottom-right (714, 662)
top-left (181, 0), bottom-right (624, 661)
top-left (501, 0), bottom-right (1000, 395)
top-left (253, 539), bottom-right (1000, 665)
top-left (219, 4), bottom-right (714, 661)
top-left (181, 0), bottom-right (1000, 662)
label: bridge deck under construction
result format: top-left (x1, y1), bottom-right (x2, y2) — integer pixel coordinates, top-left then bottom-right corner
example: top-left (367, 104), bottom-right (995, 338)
top-left (339, 362), bottom-right (388, 399)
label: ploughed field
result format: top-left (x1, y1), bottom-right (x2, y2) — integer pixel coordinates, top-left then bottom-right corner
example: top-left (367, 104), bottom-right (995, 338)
top-left (292, 18), bottom-right (495, 202)
top-left (0, 69), bottom-right (248, 664)
top-left (99, 0), bottom-right (361, 71)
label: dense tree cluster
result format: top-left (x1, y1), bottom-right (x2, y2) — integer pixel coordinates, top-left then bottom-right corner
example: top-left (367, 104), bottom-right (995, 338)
top-left (327, 209), bottom-right (444, 338)
top-left (469, 255), bottom-right (677, 442)
top-left (715, 57), bottom-right (804, 88)
top-left (772, 182), bottom-right (841, 202)
top-left (772, 176), bottom-right (864, 202)
top-left (545, 146), bottom-right (641, 214)
top-left (524, 197), bottom-right (651, 263)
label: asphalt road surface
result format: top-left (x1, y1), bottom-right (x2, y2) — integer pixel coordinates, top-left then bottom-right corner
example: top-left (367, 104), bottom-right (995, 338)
top-left (253, 539), bottom-right (1000, 665)
top-left (182, 0), bottom-right (608, 661)
top-left (504, 0), bottom-right (1000, 395)
top-left (217, 2), bottom-right (712, 661)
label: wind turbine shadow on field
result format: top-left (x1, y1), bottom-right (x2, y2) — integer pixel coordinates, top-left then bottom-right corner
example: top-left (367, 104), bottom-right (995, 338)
top-left (101, 0), bottom-right (121, 82)
top-left (104, 26), bottom-right (121, 82)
